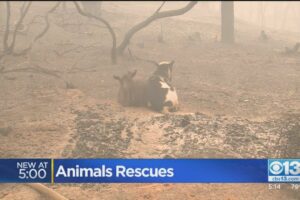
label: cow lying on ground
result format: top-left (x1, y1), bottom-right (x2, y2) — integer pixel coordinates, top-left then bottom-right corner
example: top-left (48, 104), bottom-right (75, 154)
top-left (114, 61), bottom-right (179, 113)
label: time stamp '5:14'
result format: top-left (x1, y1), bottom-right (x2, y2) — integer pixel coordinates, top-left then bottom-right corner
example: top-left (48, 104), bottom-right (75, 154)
top-left (268, 184), bottom-right (300, 190)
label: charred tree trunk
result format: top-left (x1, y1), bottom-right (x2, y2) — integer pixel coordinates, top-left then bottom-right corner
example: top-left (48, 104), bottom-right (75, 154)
top-left (221, 1), bottom-right (234, 44)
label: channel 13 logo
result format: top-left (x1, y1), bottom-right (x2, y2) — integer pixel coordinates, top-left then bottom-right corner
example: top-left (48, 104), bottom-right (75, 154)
top-left (268, 159), bottom-right (300, 182)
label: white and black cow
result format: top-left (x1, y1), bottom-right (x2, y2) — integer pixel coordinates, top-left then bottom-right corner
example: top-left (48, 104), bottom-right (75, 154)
top-left (147, 61), bottom-right (179, 113)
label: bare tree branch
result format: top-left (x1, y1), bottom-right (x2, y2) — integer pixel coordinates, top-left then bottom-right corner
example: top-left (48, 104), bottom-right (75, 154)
top-left (128, 48), bottom-right (159, 67)
top-left (73, 1), bottom-right (117, 64)
top-left (53, 44), bottom-right (98, 57)
top-left (12, 2), bottom-right (61, 56)
top-left (0, 64), bottom-right (61, 78)
top-left (155, 1), bottom-right (166, 14)
top-left (33, 7), bottom-right (53, 42)
top-left (9, 1), bottom-right (32, 52)
top-left (1, 2), bottom-right (60, 60)
top-left (3, 1), bottom-right (11, 52)
top-left (117, 1), bottom-right (197, 54)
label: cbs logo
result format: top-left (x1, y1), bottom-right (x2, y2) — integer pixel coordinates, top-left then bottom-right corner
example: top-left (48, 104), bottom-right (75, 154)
top-left (269, 160), bottom-right (300, 175)
top-left (269, 161), bottom-right (283, 175)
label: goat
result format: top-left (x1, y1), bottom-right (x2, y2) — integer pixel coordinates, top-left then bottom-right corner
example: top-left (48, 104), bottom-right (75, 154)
top-left (113, 70), bottom-right (147, 107)
top-left (147, 61), bottom-right (179, 113)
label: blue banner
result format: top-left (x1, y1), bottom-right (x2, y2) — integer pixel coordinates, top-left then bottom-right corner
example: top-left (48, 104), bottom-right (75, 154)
top-left (0, 159), bottom-right (299, 183)
top-left (53, 159), bottom-right (268, 183)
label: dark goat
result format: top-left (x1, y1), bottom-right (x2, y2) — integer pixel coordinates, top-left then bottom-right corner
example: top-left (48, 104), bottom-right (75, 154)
top-left (113, 70), bottom-right (147, 107)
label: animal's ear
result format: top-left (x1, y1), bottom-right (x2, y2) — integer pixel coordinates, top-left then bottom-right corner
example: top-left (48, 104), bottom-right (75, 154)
top-left (113, 75), bottom-right (121, 81)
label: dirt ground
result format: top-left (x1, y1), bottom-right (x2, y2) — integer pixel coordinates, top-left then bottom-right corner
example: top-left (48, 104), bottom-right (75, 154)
top-left (0, 2), bottom-right (299, 200)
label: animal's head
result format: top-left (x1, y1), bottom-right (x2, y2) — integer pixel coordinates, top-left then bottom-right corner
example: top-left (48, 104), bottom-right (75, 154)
top-left (154, 60), bottom-right (175, 82)
top-left (113, 70), bottom-right (137, 106)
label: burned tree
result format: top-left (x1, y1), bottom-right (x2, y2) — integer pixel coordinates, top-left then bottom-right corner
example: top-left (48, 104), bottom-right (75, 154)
top-left (221, 1), bottom-right (234, 43)
top-left (73, 1), bottom-right (197, 63)
top-left (0, 2), bottom-right (62, 77)
top-left (0, 2), bottom-right (60, 58)
top-left (15, 2), bottom-right (61, 56)
top-left (4, 2), bottom-right (32, 54)
top-left (117, 1), bottom-right (198, 54)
